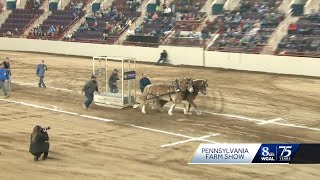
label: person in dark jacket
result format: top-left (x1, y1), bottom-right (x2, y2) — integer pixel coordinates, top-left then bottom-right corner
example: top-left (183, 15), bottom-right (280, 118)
top-left (36, 60), bottom-right (47, 88)
top-left (3, 57), bottom-right (11, 91)
top-left (156, 50), bottom-right (168, 64)
top-left (0, 63), bottom-right (9, 97)
top-left (29, 125), bottom-right (50, 161)
top-left (108, 69), bottom-right (119, 93)
top-left (139, 73), bottom-right (151, 93)
top-left (82, 75), bottom-right (100, 110)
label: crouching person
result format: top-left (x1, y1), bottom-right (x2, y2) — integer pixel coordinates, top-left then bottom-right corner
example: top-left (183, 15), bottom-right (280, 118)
top-left (29, 125), bottom-right (50, 161)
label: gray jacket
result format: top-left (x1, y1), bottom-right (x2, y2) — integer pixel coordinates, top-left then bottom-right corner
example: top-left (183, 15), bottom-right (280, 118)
top-left (82, 80), bottom-right (99, 95)
top-left (36, 64), bottom-right (47, 76)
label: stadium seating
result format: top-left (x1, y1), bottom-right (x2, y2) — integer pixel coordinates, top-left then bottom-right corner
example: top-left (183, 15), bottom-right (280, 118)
top-left (275, 13), bottom-right (320, 58)
top-left (124, 0), bottom-right (209, 47)
top-left (65, 0), bottom-right (143, 44)
top-left (28, 0), bottom-right (88, 40)
top-left (0, 9), bottom-right (44, 37)
top-left (207, 0), bottom-right (285, 54)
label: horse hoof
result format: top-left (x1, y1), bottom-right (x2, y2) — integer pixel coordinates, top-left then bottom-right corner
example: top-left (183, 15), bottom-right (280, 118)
top-left (168, 112), bottom-right (173, 116)
top-left (142, 110), bottom-right (147, 114)
top-left (197, 112), bottom-right (202, 115)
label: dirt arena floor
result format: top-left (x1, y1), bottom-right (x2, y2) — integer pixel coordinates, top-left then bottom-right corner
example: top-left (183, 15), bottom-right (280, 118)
top-left (0, 51), bottom-right (319, 180)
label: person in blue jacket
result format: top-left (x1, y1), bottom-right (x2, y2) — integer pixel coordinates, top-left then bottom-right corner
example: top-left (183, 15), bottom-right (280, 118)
top-left (36, 60), bottom-right (47, 88)
top-left (139, 73), bottom-right (151, 93)
top-left (0, 63), bottom-right (9, 97)
top-left (3, 57), bottom-right (11, 91)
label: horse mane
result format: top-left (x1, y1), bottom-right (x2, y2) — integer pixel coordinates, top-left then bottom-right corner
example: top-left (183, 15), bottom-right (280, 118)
top-left (192, 79), bottom-right (206, 82)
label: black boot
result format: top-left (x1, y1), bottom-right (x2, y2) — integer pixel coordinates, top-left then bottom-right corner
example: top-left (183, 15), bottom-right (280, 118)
top-left (34, 156), bottom-right (39, 161)
top-left (43, 152), bottom-right (48, 160)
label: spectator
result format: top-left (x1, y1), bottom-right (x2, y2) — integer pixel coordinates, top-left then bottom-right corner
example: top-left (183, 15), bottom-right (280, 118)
top-left (13, 28), bottom-right (19, 36)
top-left (70, 2), bottom-right (75, 10)
top-left (47, 26), bottom-right (56, 34)
top-left (232, 12), bottom-right (242, 24)
top-left (163, 5), bottom-right (172, 15)
top-left (152, 12), bottom-right (159, 20)
top-left (127, 28), bottom-right (135, 35)
top-left (102, 33), bottom-right (108, 40)
top-left (72, 12), bottom-right (78, 20)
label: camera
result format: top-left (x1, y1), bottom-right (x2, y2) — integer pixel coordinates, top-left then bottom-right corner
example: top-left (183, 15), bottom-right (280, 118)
top-left (41, 127), bottom-right (51, 132)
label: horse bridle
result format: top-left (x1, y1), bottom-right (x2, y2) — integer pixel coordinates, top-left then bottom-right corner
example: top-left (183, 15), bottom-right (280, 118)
top-left (171, 78), bottom-right (193, 93)
top-left (171, 78), bottom-right (182, 92)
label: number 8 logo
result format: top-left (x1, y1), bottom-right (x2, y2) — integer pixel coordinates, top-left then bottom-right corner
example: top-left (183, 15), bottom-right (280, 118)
top-left (261, 147), bottom-right (269, 156)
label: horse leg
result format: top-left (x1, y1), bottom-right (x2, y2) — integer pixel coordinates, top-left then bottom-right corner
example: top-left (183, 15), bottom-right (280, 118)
top-left (168, 103), bottom-right (176, 116)
top-left (183, 103), bottom-right (187, 114)
top-left (183, 103), bottom-right (192, 115)
top-left (151, 100), bottom-right (156, 110)
top-left (158, 100), bottom-right (167, 112)
top-left (190, 101), bottom-right (201, 115)
top-left (187, 103), bottom-right (191, 112)
top-left (141, 101), bottom-right (147, 114)
top-left (141, 100), bottom-right (152, 114)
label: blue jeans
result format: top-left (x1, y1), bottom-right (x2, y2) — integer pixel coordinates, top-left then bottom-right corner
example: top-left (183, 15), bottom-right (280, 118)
top-left (0, 80), bottom-right (7, 96)
top-left (156, 57), bottom-right (167, 64)
top-left (109, 83), bottom-right (118, 93)
top-left (38, 76), bottom-right (46, 88)
top-left (7, 71), bottom-right (11, 91)
top-left (84, 93), bottom-right (94, 108)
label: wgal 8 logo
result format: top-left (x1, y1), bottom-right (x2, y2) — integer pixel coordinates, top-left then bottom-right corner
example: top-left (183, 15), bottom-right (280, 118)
top-left (278, 146), bottom-right (292, 161)
top-left (260, 146), bottom-right (275, 161)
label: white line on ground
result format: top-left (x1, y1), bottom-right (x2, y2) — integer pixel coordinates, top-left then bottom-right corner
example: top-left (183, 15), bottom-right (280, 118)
top-left (12, 81), bottom-right (73, 92)
top-left (0, 98), bottom-right (216, 147)
top-left (258, 118), bottom-right (283, 125)
top-left (0, 98), bottom-right (113, 122)
top-left (9, 81), bottom-right (320, 132)
top-left (161, 134), bottom-right (220, 148)
top-left (79, 115), bottom-right (113, 122)
top-left (130, 124), bottom-right (218, 147)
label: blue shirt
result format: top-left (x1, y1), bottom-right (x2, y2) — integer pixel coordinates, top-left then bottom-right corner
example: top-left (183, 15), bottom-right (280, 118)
top-left (139, 77), bottom-right (151, 90)
top-left (36, 64), bottom-right (47, 76)
top-left (0, 68), bottom-right (9, 81)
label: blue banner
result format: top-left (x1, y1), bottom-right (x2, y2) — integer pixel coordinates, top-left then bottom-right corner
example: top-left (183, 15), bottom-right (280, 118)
top-left (189, 144), bottom-right (320, 164)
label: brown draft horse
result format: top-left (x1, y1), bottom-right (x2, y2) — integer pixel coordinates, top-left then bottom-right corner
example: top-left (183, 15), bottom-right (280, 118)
top-left (156, 79), bottom-right (208, 115)
top-left (140, 77), bottom-right (194, 115)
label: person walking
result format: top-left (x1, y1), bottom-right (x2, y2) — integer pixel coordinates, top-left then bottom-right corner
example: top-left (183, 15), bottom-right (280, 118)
top-left (36, 60), bottom-right (47, 88)
top-left (139, 73), bottom-right (151, 93)
top-left (0, 63), bottom-right (9, 98)
top-left (3, 57), bottom-right (11, 91)
top-left (156, 50), bottom-right (168, 65)
top-left (108, 69), bottom-right (119, 93)
top-left (82, 75), bottom-right (100, 110)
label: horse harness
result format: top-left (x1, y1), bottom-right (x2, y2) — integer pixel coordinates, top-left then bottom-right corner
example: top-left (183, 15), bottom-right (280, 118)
top-left (145, 79), bottom-right (187, 101)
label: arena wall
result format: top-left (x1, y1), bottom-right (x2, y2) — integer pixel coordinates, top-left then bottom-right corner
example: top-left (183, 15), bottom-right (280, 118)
top-left (0, 37), bottom-right (319, 77)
